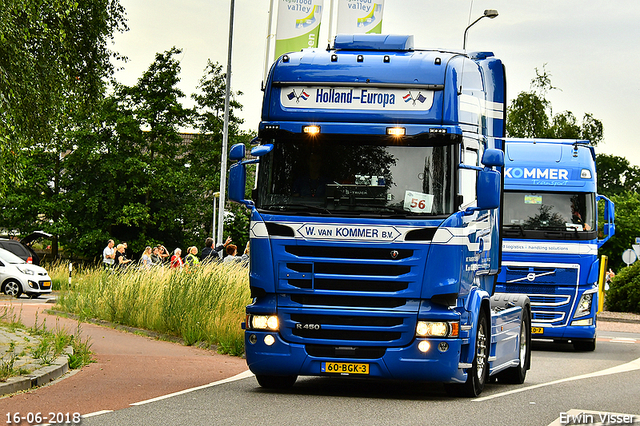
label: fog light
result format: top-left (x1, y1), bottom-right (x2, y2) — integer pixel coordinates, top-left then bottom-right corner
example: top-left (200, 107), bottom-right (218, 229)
top-left (28, 281), bottom-right (37, 289)
top-left (249, 334), bottom-right (257, 345)
top-left (418, 340), bottom-right (430, 353)
top-left (264, 335), bottom-right (276, 346)
top-left (572, 318), bottom-right (593, 326)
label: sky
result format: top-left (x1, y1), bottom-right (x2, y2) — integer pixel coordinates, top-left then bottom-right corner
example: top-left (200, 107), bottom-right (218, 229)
top-left (111, 0), bottom-right (640, 166)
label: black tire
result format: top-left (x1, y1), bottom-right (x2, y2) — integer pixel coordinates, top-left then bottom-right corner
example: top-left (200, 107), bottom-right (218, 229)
top-left (445, 313), bottom-right (489, 397)
top-left (255, 374), bottom-right (297, 389)
top-left (573, 338), bottom-right (596, 352)
top-left (497, 308), bottom-right (530, 384)
top-left (2, 280), bottom-right (22, 298)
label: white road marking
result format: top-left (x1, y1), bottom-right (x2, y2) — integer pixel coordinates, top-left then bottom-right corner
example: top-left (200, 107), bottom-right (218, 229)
top-left (130, 370), bottom-right (254, 406)
top-left (473, 356), bottom-right (640, 402)
top-left (82, 410), bottom-right (114, 418)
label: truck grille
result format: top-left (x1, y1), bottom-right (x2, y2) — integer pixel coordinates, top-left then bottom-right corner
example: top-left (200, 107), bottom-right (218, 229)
top-left (275, 240), bottom-right (425, 347)
top-left (501, 264), bottom-right (579, 326)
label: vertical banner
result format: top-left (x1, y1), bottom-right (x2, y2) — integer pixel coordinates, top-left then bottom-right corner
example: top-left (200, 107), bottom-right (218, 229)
top-left (274, 0), bottom-right (324, 60)
top-left (336, 0), bottom-right (384, 34)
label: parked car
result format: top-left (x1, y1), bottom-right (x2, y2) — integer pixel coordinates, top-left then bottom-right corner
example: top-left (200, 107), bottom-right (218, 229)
top-left (0, 248), bottom-right (52, 298)
top-left (0, 231), bottom-right (52, 266)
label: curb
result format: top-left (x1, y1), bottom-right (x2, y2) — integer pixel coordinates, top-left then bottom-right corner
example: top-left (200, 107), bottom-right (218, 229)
top-left (598, 316), bottom-right (640, 324)
top-left (0, 351), bottom-right (71, 396)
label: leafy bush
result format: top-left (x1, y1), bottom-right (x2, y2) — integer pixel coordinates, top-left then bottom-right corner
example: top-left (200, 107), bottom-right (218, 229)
top-left (605, 261), bottom-right (640, 313)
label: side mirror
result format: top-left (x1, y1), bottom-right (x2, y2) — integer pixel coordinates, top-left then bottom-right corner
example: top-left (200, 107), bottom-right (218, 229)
top-left (476, 169), bottom-right (501, 210)
top-left (229, 162), bottom-right (247, 204)
top-left (229, 143), bottom-right (246, 161)
top-left (251, 144), bottom-right (274, 157)
top-left (596, 195), bottom-right (615, 247)
top-left (481, 148), bottom-right (504, 168)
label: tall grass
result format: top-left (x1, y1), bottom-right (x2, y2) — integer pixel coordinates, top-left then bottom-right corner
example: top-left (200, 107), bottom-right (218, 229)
top-left (56, 263), bottom-right (251, 356)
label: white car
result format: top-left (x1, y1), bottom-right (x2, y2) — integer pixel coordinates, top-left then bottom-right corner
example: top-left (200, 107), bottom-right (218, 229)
top-left (0, 248), bottom-right (52, 298)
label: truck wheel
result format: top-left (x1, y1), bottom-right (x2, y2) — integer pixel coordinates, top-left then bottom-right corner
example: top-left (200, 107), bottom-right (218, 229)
top-left (255, 374), bottom-right (297, 389)
top-left (445, 313), bottom-right (489, 397)
top-left (2, 280), bottom-right (22, 298)
top-left (497, 307), bottom-right (530, 384)
top-left (573, 338), bottom-right (596, 352)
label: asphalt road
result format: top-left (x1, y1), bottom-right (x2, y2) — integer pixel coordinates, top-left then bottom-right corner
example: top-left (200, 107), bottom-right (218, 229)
top-left (2, 296), bottom-right (639, 426)
top-left (80, 335), bottom-right (640, 426)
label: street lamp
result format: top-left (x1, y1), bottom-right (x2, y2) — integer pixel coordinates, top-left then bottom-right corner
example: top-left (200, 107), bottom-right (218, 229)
top-left (212, 191), bottom-right (220, 243)
top-left (463, 9), bottom-right (498, 50)
top-left (217, 0), bottom-right (236, 247)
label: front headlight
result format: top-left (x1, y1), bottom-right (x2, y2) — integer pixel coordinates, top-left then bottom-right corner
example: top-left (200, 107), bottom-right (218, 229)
top-left (416, 321), bottom-right (459, 338)
top-left (16, 267), bottom-right (34, 275)
top-left (574, 293), bottom-right (593, 318)
top-left (246, 314), bottom-right (279, 331)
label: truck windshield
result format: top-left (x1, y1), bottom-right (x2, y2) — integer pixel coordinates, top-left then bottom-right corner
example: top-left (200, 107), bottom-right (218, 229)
top-left (503, 191), bottom-right (595, 233)
top-left (254, 133), bottom-right (458, 216)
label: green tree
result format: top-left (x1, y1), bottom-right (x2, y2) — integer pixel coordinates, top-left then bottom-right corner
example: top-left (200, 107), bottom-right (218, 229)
top-left (506, 66), bottom-right (603, 144)
top-left (0, 0), bottom-right (126, 194)
top-left (595, 154), bottom-right (640, 197)
top-left (599, 191), bottom-right (640, 272)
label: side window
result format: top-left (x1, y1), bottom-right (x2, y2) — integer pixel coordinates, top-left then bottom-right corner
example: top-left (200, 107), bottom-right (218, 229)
top-left (459, 137), bottom-right (479, 207)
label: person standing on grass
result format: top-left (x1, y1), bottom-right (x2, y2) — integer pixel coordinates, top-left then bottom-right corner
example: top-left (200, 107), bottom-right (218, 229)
top-left (170, 248), bottom-right (184, 269)
top-left (103, 239), bottom-right (115, 269)
top-left (200, 236), bottom-right (232, 263)
top-left (114, 244), bottom-right (132, 269)
top-left (151, 246), bottom-right (162, 265)
top-left (185, 247), bottom-right (200, 268)
top-left (223, 243), bottom-right (249, 265)
top-left (141, 246), bottom-right (153, 269)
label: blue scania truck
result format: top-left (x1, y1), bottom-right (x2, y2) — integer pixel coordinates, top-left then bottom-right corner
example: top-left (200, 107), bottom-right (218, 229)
top-left (496, 139), bottom-right (615, 351)
top-left (229, 34), bottom-right (531, 396)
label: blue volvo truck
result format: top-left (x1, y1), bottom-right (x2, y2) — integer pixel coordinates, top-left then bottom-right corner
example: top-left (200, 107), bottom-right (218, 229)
top-left (496, 139), bottom-right (615, 351)
top-left (229, 34), bottom-right (531, 396)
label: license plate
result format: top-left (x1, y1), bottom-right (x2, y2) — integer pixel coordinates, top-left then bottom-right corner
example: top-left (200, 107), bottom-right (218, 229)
top-left (321, 362), bottom-right (369, 375)
top-left (41, 281), bottom-right (51, 288)
top-left (531, 326), bottom-right (544, 335)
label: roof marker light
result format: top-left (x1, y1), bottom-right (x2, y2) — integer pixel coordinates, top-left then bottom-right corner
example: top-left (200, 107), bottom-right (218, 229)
top-left (303, 125), bottom-right (321, 135)
top-left (387, 127), bottom-right (406, 137)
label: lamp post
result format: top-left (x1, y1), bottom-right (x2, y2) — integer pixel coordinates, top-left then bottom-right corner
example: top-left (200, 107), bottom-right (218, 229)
top-left (212, 191), bottom-right (220, 243)
top-left (463, 9), bottom-right (498, 50)
top-left (217, 0), bottom-right (236, 247)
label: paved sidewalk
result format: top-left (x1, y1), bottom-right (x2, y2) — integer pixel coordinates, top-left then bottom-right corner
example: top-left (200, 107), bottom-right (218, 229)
top-left (0, 299), bottom-right (248, 416)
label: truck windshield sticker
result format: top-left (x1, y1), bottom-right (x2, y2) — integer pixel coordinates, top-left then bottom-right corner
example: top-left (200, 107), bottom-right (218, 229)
top-left (281, 86), bottom-right (434, 111)
top-left (524, 195), bottom-right (542, 204)
top-left (296, 223), bottom-right (401, 241)
top-left (403, 191), bottom-right (434, 213)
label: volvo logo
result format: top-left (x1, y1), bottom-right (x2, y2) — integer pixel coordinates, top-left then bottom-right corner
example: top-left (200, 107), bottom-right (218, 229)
top-left (390, 250), bottom-right (399, 259)
top-left (527, 273), bottom-right (536, 282)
